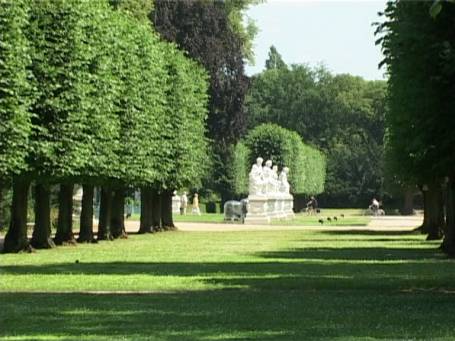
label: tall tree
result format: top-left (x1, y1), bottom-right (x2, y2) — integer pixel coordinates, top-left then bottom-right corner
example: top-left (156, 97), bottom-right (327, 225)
top-left (152, 0), bottom-right (249, 203)
top-left (265, 45), bottom-right (287, 70)
top-left (1, 0), bottom-right (33, 253)
top-left (377, 1), bottom-right (455, 246)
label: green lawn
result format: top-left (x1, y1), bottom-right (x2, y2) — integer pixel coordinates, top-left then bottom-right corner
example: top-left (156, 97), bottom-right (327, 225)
top-left (129, 209), bottom-right (370, 226)
top-left (1, 228), bottom-right (455, 340)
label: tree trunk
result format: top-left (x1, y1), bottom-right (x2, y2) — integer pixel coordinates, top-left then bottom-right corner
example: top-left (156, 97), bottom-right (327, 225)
top-left (442, 176), bottom-right (455, 255)
top-left (78, 184), bottom-right (95, 243)
top-left (0, 184), bottom-right (9, 230)
top-left (400, 188), bottom-right (414, 215)
top-left (161, 189), bottom-right (176, 230)
top-left (425, 184), bottom-right (444, 241)
top-left (151, 188), bottom-right (161, 231)
top-left (3, 180), bottom-right (31, 253)
top-left (419, 188), bottom-right (430, 233)
top-left (138, 187), bottom-right (153, 233)
top-left (31, 183), bottom-right (55, 249)
top-left (54, 183), bottom-right (76, 245)
top-left (111, 187), bottom-right (127, 239)
top-left (97, 186), bottom-right (112, 240)
top-left (0, 185), bottom-right (4, 229)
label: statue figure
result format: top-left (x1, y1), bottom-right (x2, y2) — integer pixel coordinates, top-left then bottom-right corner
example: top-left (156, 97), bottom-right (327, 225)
top-left (262, 160), bottom-right (274, 194)
top-left (249, 157), bottom-right (265, 195)
top-left (272, 165), bottom-right (279, 193)
top-left (279, 167), bottom-right (290, 194)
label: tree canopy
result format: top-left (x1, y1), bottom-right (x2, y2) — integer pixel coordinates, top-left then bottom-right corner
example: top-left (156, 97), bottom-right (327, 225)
top-left (377, 0), bottom-right (455, 251)
top-left (152, 0), bottom-right (250, 202)
top-left (246, 61), bottom-right (386, 206)
top-left (232, 123), bottom-right (326, 196)
top-left (0, 0), bottom-right (32, 180)
top-left (265, 45), bottom-right (287, 70)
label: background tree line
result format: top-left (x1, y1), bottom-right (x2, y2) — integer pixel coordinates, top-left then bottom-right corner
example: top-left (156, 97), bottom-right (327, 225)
top-left (246, 47), bottom-right (387, 208)
top-left (0, 0), bottom-right (209, 253)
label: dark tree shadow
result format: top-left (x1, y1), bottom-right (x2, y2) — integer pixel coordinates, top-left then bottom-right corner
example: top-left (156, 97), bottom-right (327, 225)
top-left (321, 229), bottom-right (420, 236)
top-left (2, 290), bottom-right (455, 341)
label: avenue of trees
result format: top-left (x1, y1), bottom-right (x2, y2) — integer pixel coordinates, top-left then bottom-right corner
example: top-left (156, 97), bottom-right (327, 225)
top-left (0, 0), bottom-right (208, 253)
top-left (231, 124), bottom-right (326, 201)
top-left (377, 1), bottom-right (455, 254)
top-left (246, 47), bottom-right (387, 207)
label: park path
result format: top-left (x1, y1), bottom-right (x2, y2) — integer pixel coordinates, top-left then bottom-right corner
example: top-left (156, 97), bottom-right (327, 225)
top-left (166, 216), bottom-right (422, 232)
top-left (0, 216), bottom-right (423, 251)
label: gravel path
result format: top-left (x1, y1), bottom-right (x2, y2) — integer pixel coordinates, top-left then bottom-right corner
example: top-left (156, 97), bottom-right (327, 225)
top-left (168, 215), bottom-right (422, 232)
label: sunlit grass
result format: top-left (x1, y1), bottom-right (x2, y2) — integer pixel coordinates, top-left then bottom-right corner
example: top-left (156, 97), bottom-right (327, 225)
top-left (1, 228), bottom-right (455, 340)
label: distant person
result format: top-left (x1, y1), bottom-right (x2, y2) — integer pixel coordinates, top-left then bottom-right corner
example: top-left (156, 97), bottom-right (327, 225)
top-left (180, 192), bottom-right (188, 215)
top-left (306, 196), bottom-right (318, 215)
top-left (192, 193), bottom-right (201, 216)
top-left (370, 198), bottom-right (380, 215)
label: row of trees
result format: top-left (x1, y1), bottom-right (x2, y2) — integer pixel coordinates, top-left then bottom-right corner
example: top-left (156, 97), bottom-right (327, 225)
top-left (377, 1), bottom-right (455, 254)
top-left (0, 0), bottom-right (209, 253)
top-left (246, 48), bottom-right (387, 207)
top-left (231, 124), bottom-right (326, 202)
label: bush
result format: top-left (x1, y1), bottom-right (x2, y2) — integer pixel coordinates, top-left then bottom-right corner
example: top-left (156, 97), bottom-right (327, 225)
top-left (232, 123), bottom-right (326, 196)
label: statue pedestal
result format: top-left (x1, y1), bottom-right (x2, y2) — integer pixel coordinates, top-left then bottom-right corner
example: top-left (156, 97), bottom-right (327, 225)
top-left (244, 195), bottom-right (271, 224)
top-left (244, 193), bottom-right (294, 224)
top-left (282, 194), bottom-right (295, 220)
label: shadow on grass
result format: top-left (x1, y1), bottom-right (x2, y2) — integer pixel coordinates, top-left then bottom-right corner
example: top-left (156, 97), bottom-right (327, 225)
top-left (321, 229), bottom-right (420, 236)
top-left (2, 229), bottom-right (455, 340)
top-left (2, 248), bottom-right (454, 293)
top-left (2, 290), bottom-right (455, 341)
top-left (256, 246), bottom-right (444, 261)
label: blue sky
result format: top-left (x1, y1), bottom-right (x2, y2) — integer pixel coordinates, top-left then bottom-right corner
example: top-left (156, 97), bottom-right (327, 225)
top-left (245, 0), bottom-right (387, 80)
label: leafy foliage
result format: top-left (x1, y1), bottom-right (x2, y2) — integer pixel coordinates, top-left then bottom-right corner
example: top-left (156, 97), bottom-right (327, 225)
top-left (377, 1), bottom-right (455, 184)
top-left (265, 45), bottom-right (287, 70)
top-left (153, 0), bottom-right (249, 200)
top-left (232, 123), bottom-right (326, 195)
top-left (161, 45), bottom-right (209, 190)
top-left (27, 0), bottom-right (104, 180)
top-left (246, 63), bottom-right (386, 206)
top-left (108, 12), bottom-right (168, 186)
top-left (230, 142), bottom-right (250, 196)
top-left (2, 0), bottom-right (209, 190)
top-left (0, 0), bottom-right (32, 178)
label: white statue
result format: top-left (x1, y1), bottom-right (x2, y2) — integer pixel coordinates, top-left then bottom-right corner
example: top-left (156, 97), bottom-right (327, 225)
top-left (279, 167), bottom-right (290, 194)
top-left (272, 165), bottom-right (279, 193)
top-left (249, 157), bottom-right (265, 195)
top-left (262, 160), bottom-right (274, 194)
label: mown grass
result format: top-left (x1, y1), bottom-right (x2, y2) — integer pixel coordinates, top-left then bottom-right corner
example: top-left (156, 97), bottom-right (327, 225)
top-left (128, 209), bottom-right (370, 226)
top-left (1, 228), bottom-right (455, 340)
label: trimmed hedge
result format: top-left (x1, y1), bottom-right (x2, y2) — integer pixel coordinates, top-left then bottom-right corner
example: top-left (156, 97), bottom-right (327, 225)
top-left (0, 0), bottom-right (32, 179)
top-left (232, 123), bottom-right (326, 196)
top-left (3, 0), bottom-right (209, 189)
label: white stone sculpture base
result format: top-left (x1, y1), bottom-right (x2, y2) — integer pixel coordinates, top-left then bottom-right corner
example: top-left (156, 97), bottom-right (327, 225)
top-left (244, 194), bottom-right (295, 224)
top-left (282, 194), bottom-right (295, 220)
top-left (244, 195), bottom-right (271, 224)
